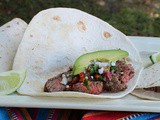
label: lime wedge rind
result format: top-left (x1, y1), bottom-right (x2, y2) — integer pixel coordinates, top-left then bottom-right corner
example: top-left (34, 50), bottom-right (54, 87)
top-left (150, 52), bottom-right (160, 64)
top-left (0, 69), bottom-right (26, 95)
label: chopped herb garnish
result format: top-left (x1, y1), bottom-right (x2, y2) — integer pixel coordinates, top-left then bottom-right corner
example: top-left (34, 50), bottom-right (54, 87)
top-left (110, 66), bottom-right (117, 71)
top-left (83, 79), bottom-right (91, 90)
top-left (88, 63), bottom-right (99, 75)
top-left (94, 64), bottom-right (99, 73)
top-left (88, 64), bottom-right (95, 74)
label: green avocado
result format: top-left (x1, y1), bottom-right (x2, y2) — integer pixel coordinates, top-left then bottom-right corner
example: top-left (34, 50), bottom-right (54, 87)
top-left (73, 49), bottom-right (129, 75)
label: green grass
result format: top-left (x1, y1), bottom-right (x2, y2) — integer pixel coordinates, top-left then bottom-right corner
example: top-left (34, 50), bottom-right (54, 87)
top-left (0, 0), bottom-right (159, 36)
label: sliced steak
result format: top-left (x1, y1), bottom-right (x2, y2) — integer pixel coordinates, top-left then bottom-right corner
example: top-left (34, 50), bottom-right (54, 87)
top-left (116, 60), bottom-right (134, 83)
top-left (105, 74), bottom-right (127, 92)
top-left (44, 69), bottom-right (72, 92)
top-left (121, 64), bottom-right (134, 83)
top-left (44, 75), bottom-right (65, 92)
top-left (72, 81), bottom-right (103, 94)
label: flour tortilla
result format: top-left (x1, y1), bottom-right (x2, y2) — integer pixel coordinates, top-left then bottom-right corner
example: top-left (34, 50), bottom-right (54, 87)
top-left (136, 62), bottom-right (160, 88)
top-left (13, 8), bottom-right (143, 98)
top-left (132, 51), bottom-right (160, 100)
top-left (0, 18), bottom-right (27, 72)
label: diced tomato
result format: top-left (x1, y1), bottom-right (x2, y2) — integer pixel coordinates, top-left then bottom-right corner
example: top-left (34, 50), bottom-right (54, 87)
top-left (79, 72), bottom-right (85, 82)
top-left (95, 74), bottom-right (100, 79)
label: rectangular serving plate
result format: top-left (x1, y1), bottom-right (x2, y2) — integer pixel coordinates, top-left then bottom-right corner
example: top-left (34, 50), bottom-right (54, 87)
top-left (0, 36), bottom-right (160, 112)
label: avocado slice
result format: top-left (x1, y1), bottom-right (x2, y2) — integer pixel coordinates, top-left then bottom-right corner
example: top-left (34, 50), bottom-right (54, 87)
top-left (73, 49), bottom-right (129, 75)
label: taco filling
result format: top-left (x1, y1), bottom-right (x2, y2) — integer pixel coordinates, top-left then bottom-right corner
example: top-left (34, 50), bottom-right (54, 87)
top-left (44, 50), bottom-right (134, 94)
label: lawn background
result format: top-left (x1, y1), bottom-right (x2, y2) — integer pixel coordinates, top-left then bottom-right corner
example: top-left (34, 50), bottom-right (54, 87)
top-left (0, 0), bottom-right (160, 36)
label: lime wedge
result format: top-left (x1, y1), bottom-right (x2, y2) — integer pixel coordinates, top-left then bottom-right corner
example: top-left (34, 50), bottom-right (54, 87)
top-left (0, 70), bottom-right (26, 95)
top-left (150, 52), bottom-right (160, 64)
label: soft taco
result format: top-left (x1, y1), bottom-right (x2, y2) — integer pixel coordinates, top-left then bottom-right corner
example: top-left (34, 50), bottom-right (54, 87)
top-left (13, 8), bottom-right (143, 98)
top-left (0, 18), bottom-right (27, 72)
top-left (132, 51), bottom-right (160, 100)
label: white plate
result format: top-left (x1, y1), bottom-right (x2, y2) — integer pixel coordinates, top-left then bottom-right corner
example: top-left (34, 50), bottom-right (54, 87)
top-left (1, 36), bottom-right (160, 113)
